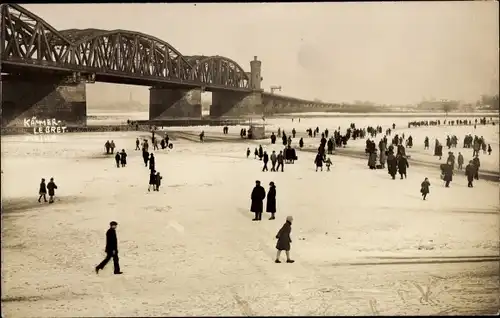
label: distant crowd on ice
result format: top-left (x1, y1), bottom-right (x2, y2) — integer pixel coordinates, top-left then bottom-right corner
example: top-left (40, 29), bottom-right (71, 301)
top-left (244, 117), bottom-right (495, 208)
top-left (407, 116), bottom-right (495, 128)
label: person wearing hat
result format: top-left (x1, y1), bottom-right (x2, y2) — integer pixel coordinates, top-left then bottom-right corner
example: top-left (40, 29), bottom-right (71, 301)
top-left (266, 182), bottom-right (277, 220)
top-left (275, 216), bottom-right (294, 263)
top-left (46, 177), bottom-right (58, 204)
top-left (250, 180), bottom-right (266, 221)
top-left (95, 221), bottom-right (122, 275)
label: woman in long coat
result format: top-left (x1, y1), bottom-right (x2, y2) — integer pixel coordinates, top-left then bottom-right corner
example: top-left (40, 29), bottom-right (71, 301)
top-left (266, 182), bottom-right (276, 220)
top-left (314, 152), bottom-right (324, 171)
top-left (368, 151), bottom-right (377, 169)
top-left (275, 216), bottom-right (294, 263)
top-left (379, 149), bottom-right (387, 168)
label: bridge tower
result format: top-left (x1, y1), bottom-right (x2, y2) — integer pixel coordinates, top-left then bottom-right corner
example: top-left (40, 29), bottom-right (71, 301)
top-left (209, 56), bottom-right (264, 117)
top-left (250, 56), bottom-right (262, 91)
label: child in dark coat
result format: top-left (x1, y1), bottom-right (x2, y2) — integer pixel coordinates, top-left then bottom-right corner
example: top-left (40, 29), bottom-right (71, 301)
top-left (38, 178), bottom-right (48, 203)
top-left (420, 177), bottom-right (430, 200)
top-left (275, 216), bottom-right (295, 263)
top-left (155, 172), bottom-right (162, 191)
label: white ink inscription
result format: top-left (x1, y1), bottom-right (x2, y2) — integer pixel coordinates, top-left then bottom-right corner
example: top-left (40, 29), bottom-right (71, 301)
top-left (23, 116), bottom-right (68, 134)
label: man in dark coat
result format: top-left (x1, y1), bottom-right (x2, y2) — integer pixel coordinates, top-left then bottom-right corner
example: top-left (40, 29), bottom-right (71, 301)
top-left (120, 149), bottom-right (127, 167)
top-left (472, 156), bottom-right (480, 180)
top-left (47, 178), bottom-right (58, 203)
top-left (250, 180), bottom-right (266, 221)
top-left (142, 149), bottom-right (149, 167)
top-left (276, 151), bottom-right (284, 172)
top-left (275, 216), bottom-right (294, 263)
top-left (397, 155), bottom-right (409, 179)
top-left (266, 182), bottom-right (277, 220)
top-left (114, 152), bottom-right (121, 168)
top-left (262, 151), bottom-right (269, 172)
top-left (149, 153), bottom-right (155, 171)
top-left (465, 160), bottom-right (475, 187)
top-left (95, 221), bottom-right (122, 275)
top-left (387, 153), bottom-right (397, 179)
top-left (258, 145), bottom-right (264, 160)
top-left (443, 163), bottom-right (453, 187)
top-left (270, 133), bottom-right (276, 144)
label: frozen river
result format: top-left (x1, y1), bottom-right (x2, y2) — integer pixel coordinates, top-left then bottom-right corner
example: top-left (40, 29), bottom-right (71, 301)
top-left (1, 114), bottom-right (499, 316)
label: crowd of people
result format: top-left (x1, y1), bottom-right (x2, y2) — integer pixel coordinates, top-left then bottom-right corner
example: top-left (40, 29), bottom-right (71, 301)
top-left (35, 115), bottom-right (496, 272)
top-left (245, 117), bottom-right (495, 204)
top-left (408, 116), bottom-right (496, 128)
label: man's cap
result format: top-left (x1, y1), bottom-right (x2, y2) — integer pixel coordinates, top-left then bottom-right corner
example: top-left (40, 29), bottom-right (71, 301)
top-left (110, 221), bottom-right (118, 226)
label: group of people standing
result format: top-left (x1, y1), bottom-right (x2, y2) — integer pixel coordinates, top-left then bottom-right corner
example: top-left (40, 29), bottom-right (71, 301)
top-left (38, 177), bottom-right (58, 203)
top-left (250, 180), bottom-right (277, 221)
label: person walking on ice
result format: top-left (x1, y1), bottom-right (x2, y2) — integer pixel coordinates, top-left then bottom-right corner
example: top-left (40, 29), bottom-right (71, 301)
top-left (47, 177), bottom-right (58, 204)
top-left (275, 216), bottom-right (295, 263)
top-left (95, 221), bottom-right (122, 275)
top-left (114, 152), bottom-right (121, 168)
top-left (325, 157), bottom-right (332, 171)
top-left (148, 170), bottom-right (157, 192)
top-left (420, 177), bottom-right (430, 200)
top-left (38, 178), bottom-right (48, 203)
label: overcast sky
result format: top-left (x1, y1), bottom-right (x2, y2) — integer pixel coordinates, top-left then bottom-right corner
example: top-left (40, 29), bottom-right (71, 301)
top-left (25, 2), bottom-right (499, 106)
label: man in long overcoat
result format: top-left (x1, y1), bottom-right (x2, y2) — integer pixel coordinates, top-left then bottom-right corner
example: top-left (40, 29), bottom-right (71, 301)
top-left (250, 180), bottom-right (266, 221)
top-left (387, 153), bottom-right (398, 179)
top-left (443, 163), bottom-right (453, 187)
top-left (465, 160), bottom-right (475, 187)
top-left (397, 155), bottom-right (409, 179)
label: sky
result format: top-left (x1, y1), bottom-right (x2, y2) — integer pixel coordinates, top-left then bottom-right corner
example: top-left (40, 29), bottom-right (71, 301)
top-left (24, 2), bottom-right (499, 106)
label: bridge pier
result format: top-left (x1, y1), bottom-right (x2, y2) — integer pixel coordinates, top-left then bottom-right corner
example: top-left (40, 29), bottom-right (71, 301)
top-left (149, 87), bottom-right (202, 119)
top-left (1, 75), bottom-right (87, 128)
top-left (210, 91), bottom-right (263, 117)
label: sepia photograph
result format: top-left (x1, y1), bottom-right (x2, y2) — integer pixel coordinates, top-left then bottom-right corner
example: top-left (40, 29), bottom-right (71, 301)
top-left (1, 2), bottom-right (499, 316)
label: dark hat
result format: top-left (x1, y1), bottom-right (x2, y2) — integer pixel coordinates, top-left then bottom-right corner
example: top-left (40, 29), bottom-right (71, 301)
top-left (269, 181), bottom-right (274, 186)
top-left (110, 221), bottom-right (118, 226)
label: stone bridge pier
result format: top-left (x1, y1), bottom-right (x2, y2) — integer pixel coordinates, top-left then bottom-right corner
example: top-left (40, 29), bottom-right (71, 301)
top-left (149, 87), bottom-right (202, 119)
top-left (210, 91), bottom-right (263, 117)
top-left (1, 75), bottom-right (87, 128)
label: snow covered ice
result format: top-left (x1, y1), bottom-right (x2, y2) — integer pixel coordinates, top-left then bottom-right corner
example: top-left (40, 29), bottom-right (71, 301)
top-left (1, 115), bottom-right (499, 316)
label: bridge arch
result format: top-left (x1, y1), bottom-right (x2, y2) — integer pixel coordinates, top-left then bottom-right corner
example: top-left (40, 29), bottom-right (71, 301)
top-left (60, 29), bottom-right (193, 81)
top-left (1, 4), bottom-right (72, 63)
top-left (190, 55), bottom-right (249, 89)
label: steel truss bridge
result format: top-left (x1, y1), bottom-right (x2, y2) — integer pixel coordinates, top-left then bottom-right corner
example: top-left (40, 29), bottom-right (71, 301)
top-left (0, 4), bottom-right (253, 92)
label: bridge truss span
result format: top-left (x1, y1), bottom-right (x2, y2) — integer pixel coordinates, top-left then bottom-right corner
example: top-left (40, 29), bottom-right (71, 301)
top-left (1, 4), bottom-right (251, 91)
top-left (59, 29), bottom-right (194, 82)
top-left (0, 4), bottom-right (73, 68)
top-left (189, 55), bottom-right (250, 90)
